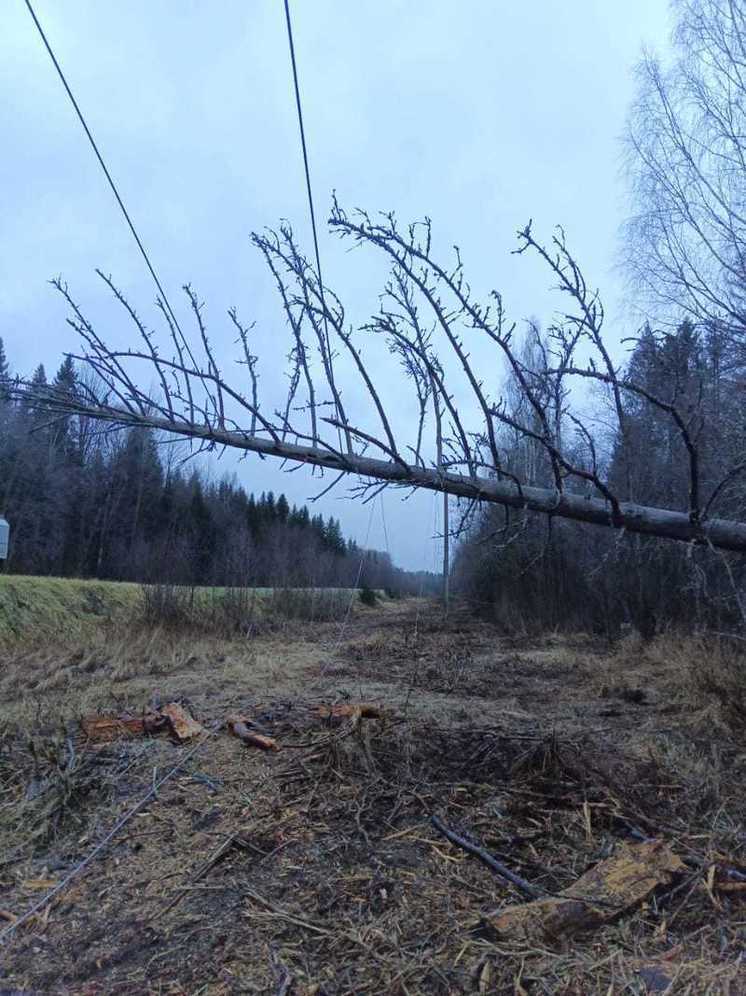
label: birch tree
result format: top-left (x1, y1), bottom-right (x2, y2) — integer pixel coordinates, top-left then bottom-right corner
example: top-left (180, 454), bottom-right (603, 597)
top-left (624, 0), bottom-right (746, 349)
top-left (16, 201), bottom-right (746, 554)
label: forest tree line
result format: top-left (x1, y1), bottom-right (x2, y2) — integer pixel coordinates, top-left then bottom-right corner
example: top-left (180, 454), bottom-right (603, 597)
top-left (8, 2), bottom-right (746, 635)
top-left (453, 320), bottom-right (746, 635)
top-left (453, 2), bottom-right (746, 637)
top-left (0, 343), bottom-right (431, 593)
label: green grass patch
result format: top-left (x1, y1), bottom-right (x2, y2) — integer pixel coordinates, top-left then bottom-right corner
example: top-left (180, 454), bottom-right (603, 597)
top-left (0, 575), bottom-right (141, 646)
top-left (0, 575), bottom-right (386, 646)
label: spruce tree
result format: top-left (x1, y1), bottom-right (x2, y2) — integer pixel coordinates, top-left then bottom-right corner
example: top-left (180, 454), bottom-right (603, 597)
top-left (52, 356), bottom-right (78, 459)
top-left (0, 337), bottom-right (10, 405)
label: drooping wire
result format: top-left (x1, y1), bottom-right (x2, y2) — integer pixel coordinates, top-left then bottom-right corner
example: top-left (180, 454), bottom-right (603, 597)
top-left (379, 490), bottom-right (391, 563)
top-left (282, 0), bottom-right (342, 450)
top-left (23, 0), bottom-right (199, 377)
top-left (282, 0), bottom-right (326, 301)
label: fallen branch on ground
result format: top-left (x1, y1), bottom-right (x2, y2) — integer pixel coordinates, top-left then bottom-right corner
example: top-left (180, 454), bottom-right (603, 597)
top-left (430, 814), bottom-right (543, 900)
top-left (227, 715), bottom-right (280, 751)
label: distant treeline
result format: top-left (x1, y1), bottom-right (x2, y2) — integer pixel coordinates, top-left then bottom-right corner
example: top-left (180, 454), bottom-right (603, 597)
top-left (453, 321), bottom-right (746, 636)
top-left (0, 344), bottom-right (437, 594)
top-left (453, 0), bottom-right (746, 639)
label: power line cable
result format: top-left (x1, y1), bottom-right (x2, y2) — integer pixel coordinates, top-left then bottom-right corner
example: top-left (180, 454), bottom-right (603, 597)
top-left (23, 0), bottom-right (198, 373)
top-left (283, 0), bottom-right (328, 321)
top-left (29, 0), bottom-right (337, 447)
top-left (379, 491), bottom-right (390, 563)
top-left (282, 0), bottom-right (342, 447)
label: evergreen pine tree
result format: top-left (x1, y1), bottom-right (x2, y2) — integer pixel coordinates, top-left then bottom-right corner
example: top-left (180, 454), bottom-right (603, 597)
top-left (52, 356), bottom-right (78, 460)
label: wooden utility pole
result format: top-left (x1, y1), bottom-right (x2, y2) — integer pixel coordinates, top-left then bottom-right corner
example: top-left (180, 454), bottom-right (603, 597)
top-left (433, 390), bottom-right (449, 614)
top-left (442, 490), bottom-right (450, 613)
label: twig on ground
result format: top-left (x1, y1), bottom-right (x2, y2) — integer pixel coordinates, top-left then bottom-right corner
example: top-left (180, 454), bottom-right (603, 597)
top-left (430, 814), bottom-right (544, 899)
top-left (0, 733), bottom-right (214, 944)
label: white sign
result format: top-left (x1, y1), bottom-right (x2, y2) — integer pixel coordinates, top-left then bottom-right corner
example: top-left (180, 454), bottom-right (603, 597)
top-left (0, 517), bottom-right (8, 560)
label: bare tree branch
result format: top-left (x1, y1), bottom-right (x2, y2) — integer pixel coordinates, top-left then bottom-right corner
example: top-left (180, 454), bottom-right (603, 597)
top-left (13, 200), bottom-right (746, 556)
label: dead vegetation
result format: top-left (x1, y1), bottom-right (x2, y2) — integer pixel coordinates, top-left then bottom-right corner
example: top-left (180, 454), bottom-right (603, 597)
top-left (139, 584), bottom-right (357, 636)
top-left (2, 600), bottom-right (746, 993)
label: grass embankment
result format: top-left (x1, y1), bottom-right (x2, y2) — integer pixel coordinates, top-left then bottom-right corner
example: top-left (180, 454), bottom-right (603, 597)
top-left (0, 574), bottom-right (380, 647)
top-left (0, 574), bottom-right (140, 646)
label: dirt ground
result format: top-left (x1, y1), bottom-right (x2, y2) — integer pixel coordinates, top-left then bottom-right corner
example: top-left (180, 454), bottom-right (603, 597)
top-left (2, 599), bottom-right (746, 994)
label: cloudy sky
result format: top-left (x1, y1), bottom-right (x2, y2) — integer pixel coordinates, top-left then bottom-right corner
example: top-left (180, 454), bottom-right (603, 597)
top-left (2, 1), bottom-right (671, 570)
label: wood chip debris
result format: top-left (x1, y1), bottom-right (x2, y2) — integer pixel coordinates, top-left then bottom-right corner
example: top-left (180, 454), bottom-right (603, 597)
top-left (482, 839), bottom-right (686, 941)
top-left (161, 702), bottom-right (204, 741)
top-left (79, 701), bottom-right (384, 751)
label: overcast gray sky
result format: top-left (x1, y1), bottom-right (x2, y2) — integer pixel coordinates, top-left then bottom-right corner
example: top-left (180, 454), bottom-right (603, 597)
top-left (2, 1), bottom-right (671, 570)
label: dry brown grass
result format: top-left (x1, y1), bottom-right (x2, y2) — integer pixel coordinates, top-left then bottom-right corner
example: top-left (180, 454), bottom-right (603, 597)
top-left (2, 602), bottom-right (746, 993)
top-left (604, 629), bottom-right (746, 736)
top-left (0, 619), bottom-right (332, 734)
top-left (657, 633), bottom-right (746, 728)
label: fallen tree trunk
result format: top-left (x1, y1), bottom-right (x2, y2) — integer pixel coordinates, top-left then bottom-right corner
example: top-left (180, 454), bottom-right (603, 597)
top-left (48, 404), bottom-right (746, 554)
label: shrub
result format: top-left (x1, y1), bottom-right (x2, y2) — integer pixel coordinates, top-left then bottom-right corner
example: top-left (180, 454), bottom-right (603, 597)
top-left (205, 587), bottom-right (258, 635)
top-left (140, 583), bottom-right (194, 629)
top-left (268, 587), bottom-right (350, 622)
top-left (140, 584), bottom-right (258, 636)
top-left (140, 584), bottom-right (354, 633)
top-left (359, 585), bottom-right (377, 607)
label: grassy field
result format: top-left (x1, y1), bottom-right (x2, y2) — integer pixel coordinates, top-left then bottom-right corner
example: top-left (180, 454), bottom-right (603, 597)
top-left (1, 587), bottom-right (745, 993)
top-left (0, 574), bottom-right (380, 647)
top-left (0, 574), bottom-right (141, 645)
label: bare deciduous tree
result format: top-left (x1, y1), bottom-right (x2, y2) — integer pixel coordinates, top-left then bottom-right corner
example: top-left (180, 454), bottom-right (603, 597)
top-left (624, 0), bottom-right (746, 347)
top-left (16, 200), bottom-right (746, 554)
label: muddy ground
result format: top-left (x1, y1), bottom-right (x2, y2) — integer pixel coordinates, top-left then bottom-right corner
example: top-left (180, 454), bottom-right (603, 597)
top-left (1, 599), bottom-right (745, 994)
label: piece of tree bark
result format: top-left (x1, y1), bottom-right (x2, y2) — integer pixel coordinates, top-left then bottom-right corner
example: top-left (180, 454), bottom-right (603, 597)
top-left (80, 712), bottom-right (166, 742)
top-left (162, 702), bottom-right (203, 742)
top-left (481, 839), bottom-right (686, 942)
